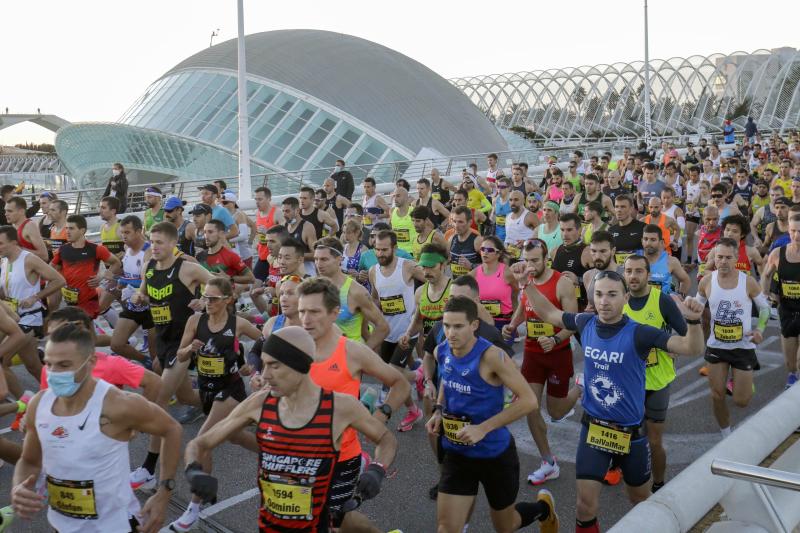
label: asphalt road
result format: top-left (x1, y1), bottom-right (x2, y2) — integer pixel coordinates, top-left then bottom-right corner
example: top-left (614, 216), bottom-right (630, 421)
top-left (0, 319), bottom-right (790, 533)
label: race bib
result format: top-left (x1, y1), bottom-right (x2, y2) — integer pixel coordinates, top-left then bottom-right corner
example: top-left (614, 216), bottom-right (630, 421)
top-left (432, 192), bottom-right (441, 201)
top-left (586, 422), bottom-right (631, 455)
top-left (3, 298), bottom-right (18, 313)
top-left (259, 478), bottom-right (313, 520)
top-left (363, 215), bottom-right (373, 226)
top-left (713, 322), bottom-right (743, 342)
top-left (103, 240), bottom-right (124, 255)
top-left (379, 295), bottom-right (406, 316)
top-left (495, 215), bottom-right (506, 226)
top-left (782, 281), bottom-right (800, 299)
top-left (574, 285), bottom-right (582, 299)
top-left (648, 280), bottom-right (663, 289)
top-left (614, 253), bottom-right (631, 266)
top-left (646, 348), bottom-right (659, 368)
top-left (506, 244), bottom-right (521, 260)
top-left (526, 319), bottom-right (554, 338)
top-left (150, 304), bottom-right (172, 325)
top-left (395, 228), bottom-right (410, 243)
top-left (47, 476), bottom-right (98, 519)
top-left (698, 262), bottom-right (707, 276)
top-left (451, 262), bottom-right (469, 277)
top-left (197, 354), bottom-right (226, 377)
top-left (61, 286), bottom-right (79, 305)
top-left (442, 413), bottom-right (471, 445)
top-left (482, 299), bottom-right (501, 317)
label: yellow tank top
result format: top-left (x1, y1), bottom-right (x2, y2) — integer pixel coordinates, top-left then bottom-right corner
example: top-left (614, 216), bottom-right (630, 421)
top-left (412, 229), bottom-right (435, 260)
top-left (100, 221), bottom-right (124, 255)
top-left (391, 207), bottom-right (417, 255)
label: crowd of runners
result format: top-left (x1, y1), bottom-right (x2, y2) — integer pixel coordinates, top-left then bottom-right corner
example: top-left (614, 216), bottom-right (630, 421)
top-left (0, 130), bottom-right (799, 532)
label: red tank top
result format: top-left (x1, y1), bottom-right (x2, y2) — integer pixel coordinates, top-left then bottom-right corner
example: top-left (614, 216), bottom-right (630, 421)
top-left (736, 240), bottom-right (752, 274)
top-left (309, 336), bottom-right (361, 460)
top-left (256, 207), bottom-right (277, 261)
top-left (697, 225), bottom-right (721, 262)
top-left (257, 389), bottom-right (339, 532)
top-left (17, 219), bottom-right (35, 251)
top-left (267, 260), bottom-right (281, 317)
top-left (521, 270), bottom-right (570, 354)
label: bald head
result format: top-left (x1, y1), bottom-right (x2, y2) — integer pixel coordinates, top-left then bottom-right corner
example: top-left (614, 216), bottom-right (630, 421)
top-left (273, 326), bottom-right (315, 358)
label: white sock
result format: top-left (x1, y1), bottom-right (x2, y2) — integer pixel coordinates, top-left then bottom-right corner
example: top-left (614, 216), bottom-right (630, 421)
top-left (187, 501), bottom-right (201, 515)
top-left (720, 426), bottom-right (732, 437)
top-left (102, 307), bottom-right (119, 328)
top-left (462, 525), bottom-right (469, 533)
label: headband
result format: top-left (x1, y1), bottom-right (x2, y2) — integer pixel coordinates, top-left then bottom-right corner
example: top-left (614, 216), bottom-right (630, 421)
top-left (419, 252), bottom-right (446, 265)
top-left (314, 245), bottom-right (343, 256)
top-left (545, 201), bottom-right (560, 212)
top-left (262, 334), bottom-right (314, 374)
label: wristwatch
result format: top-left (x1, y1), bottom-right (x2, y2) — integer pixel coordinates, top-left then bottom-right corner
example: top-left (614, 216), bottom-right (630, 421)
top-left (378, 403), bottom-right (393, 420)
top-left (160, 479), bottom-right (176, 491)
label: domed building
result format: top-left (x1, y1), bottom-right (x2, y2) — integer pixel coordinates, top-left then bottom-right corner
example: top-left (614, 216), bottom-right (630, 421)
top-left (56, 29), bottom-right (507, 189)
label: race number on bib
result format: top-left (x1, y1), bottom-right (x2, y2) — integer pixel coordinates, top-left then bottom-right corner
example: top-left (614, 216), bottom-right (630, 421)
top-left (395, 228), bottom-right (410, 243)
top-left (3, 298), bottom-right (18, 313)
top-left (379, 295), bottom-right (406, 315)
top-left (451, 262), bottom-right (469, 277)
top-left (713, 322), bottom-right (743, 342)
top-left (586, 422), bottom-right (632, 455)
top-left (495, 215), bottom-right (506, 227)
top-left (481, 300), bottom-right (501, 317)
top-left (526, 319), bottom-right (554, 338)
top-left (646, 348), bottom-right (659, 368)
top-left (259, 478), bottom-right (313, 520)
top-left (443, 413), bottom-right (472, 446)
top-left (506, 244), bottom-right (521, 260)
top-left (47, 476), bottom-right (98, 519)
top-left (61, 286), bottom-right (79, 305)
top-left (782, 281), bottom-right (800, 299)
top-left (197, 354), bottom-right (226, 377)
top-left (150, 304), bottom-right (172, 325)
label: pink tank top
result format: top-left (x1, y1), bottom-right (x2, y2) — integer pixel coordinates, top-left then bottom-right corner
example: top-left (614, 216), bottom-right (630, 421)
top-left (475, 262), bottom-right (513, 318)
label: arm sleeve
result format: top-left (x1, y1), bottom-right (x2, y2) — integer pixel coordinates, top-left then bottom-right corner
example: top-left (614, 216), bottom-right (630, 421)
top-left (562, 312), bottom-right (592, 333)
top-left (634, 324), bottom-right (672, 359)
top-left (658, 293), bottom-right (688, 335)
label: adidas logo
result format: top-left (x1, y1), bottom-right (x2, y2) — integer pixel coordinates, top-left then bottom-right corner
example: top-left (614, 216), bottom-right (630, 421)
top-left (329, 363), bottom-right (340, 371)
top-left (223, 329), bottom-right (234, 337)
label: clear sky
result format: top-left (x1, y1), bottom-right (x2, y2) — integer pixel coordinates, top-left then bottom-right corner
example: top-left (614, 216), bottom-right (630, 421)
top-left (1, 0), bottom-right (794, 146)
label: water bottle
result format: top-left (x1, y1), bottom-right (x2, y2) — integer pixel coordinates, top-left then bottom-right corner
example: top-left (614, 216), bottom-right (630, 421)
top-left (360, 386), bottom-right (378, 414)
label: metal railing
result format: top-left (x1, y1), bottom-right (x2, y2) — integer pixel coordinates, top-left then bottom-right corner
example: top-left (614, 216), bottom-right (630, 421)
top-left (711, 459), bottom-right (800, 493)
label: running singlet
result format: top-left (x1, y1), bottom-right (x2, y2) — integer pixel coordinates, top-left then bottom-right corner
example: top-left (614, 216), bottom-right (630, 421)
top-left (301, 208), bottom-right (325, 240)
top-left (504, 209), bottom-right (536, 260)
top-left (412, 230), bottom-right (435, 262)
top-left (431, 179), bottom-right (450, 205)
top-left (195, 313), bottom-right (242, 391)
top-left (52, 242), bottom-right (111, 315)
top-left (707, 271), bottom-right (754, 350)
top-left (390, 207), bottom-right (417, 255)
top-left (475, 263), bottom-right (512, 319)
top-left (196, 246), bottom-right (247, 277)
top-left (623, 288), bottom-right (674, 391)
top-left (335, 276), bottom-right (364, 343)
top-left (438, 337), bottom-right (510, 458)
top-left (309, 336), bottom-right (361, 461)
top-left (644, 213), bottom-right (672, 251)
top-left (610, 220), bottom-right (646, 265)
top-left (255, 208), bottom-right (276, 261)
top-left (144, 208), bottom-right (164, 235)
top-left (256, 389), bottom-right (339, 533)
top-left (521, 271), bottom-right (569, 354)
top-left (648, 251), bottom-right (672, 293)
top-left (552, 243), bottom-right (587, 303)
top-left (145, 257), bottom-right (195, 335)
top-left (419, 280), bottom-right (451, 335)
top-left (100, 222), bottom-right (124, 255)
top-left (37, 380), bottom-right (139, 532)
top-left (449, 233), bottom-right (480, 277)
top-left (1, 250), bottom-right (43, 326)
top-left (177, 220), bottom-right (195, 257)
top-left (493, 197), bottom-right (511, 242)
top-left (267, 260), bottom-right (281, 317)
top-left (121, 243), bottom-right (150, 313)
top-left (49, 225), bottom-right (68, 255)
top-left (374, 258), bottom-right (416, 343)
top-left (735, 240), bottom-right (752, 274)
top-left (536, 222), bottom-right (563, 261)
top-left (777, 246), bottom-right (800, 312)
top-left (17, 219), bottom-right (36, 252)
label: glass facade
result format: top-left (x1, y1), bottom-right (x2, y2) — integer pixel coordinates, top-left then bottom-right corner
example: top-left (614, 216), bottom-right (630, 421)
top-left (118, 70), bottom-right (410, 179)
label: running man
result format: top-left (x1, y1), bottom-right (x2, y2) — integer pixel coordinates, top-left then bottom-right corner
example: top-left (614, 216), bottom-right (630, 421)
top-left (195, 219), bottom-right (255, 285)
top-left (427, 296), bottom-right (559, 533)
top-left (182, 326), bottom-right (397, 533)
top-left (524, 269), bottom-right (704, 533)
top-left (6, 196), bottom-right (49, 262)
top-left (10, 324), bottom-right (182, 533)
top-left (640, 224), bottom-right (690, 295)
top-left (697, 237), bottom-right (770, 437)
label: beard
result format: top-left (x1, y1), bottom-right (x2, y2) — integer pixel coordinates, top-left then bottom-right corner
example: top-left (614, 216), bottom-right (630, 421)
top-left (594, 257), bottom-right (611, 270)
top-left (377, 253), bottom-right (394, 266)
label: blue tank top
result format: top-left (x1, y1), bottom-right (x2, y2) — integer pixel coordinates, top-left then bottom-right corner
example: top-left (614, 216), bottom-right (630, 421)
top-left (580, 316), bottom-right (646, 426)
top-left (493, 198), bottom-right (512, 241)
top-left (648, 251), bottom-right (672, 294)
top-left (438, 337), bottom-right (510, 458)
top-left (272, 314), bottom-right (286, 333)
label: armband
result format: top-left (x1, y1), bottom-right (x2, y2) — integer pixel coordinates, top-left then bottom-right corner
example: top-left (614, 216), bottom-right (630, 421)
top-left (754, 293), bottom-right (771, 331)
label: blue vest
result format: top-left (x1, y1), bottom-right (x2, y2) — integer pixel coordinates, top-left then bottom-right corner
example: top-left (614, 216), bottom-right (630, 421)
top-left (438, 337), bottom-right (510, 458)
top-left (494, 198), bottom-right (512, 241)
top-left (648, 251), bottom-right (672, 294)
top-left (580, 316), bottom-right (647, 426)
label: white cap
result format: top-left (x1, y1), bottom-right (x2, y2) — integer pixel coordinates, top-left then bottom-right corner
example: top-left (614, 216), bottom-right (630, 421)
top-left (221, 190), bottom-right (238, 204)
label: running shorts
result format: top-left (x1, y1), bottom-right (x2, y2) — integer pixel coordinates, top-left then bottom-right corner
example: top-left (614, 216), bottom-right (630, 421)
top-left (644, 384), bottom-right (671, 423)
top-left (779, 309), bottom-right (800, 338)
top-left (199, 376), bottom-right (246, 415)
top-left (119, 307), bottom-right (155, 331)
top-left (520, 346), bottom-right (574, 398)
top-left (704, 347), bottom-right (759, 372)
top-left (380, 338), bottom-right (417, 368)
top-left (329, 455), bottom-right (362, 527)
top-left (576, 423), bottom-right (651, 487)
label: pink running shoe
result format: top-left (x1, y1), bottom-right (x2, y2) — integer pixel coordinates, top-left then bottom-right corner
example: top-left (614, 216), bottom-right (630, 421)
top-left (397, 406), bottom-right (422, 432)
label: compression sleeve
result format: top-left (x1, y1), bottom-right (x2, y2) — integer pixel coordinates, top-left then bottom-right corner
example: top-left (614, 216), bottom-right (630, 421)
top-left (658, 292), bottom-right (688, 335)
top-left (754, 293), bottom-right (771, 331)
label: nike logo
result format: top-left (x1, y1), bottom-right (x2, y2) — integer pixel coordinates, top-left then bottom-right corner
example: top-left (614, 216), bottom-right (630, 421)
top-left (78, 410), bottom-right (91, 431)
top-left (167, 269), bottom-right (175, 279)
top-left (168, 356), bottom-right (178, 367)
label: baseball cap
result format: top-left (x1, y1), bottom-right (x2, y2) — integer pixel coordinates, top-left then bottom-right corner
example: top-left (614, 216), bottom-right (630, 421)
top-left (189, 203), bottom-right (212, 215)
top-left (164, 196), bottom-right (187, 211)
top-left (418, 251), bottom-right (447, 268)
top-left (221, 190), bottom-right (238, 205)
top-left (198, 184), bottom-right (219, 194)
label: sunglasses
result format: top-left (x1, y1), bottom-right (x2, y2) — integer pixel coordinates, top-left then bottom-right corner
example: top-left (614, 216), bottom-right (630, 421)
top-left (711, 194), bottom-right (723, 198)
top-left (497, 184), bottom-right (508, 189)
top-left (201, 294), bottom-right (228, 301)
top-left (592, 270), bottom-right (628, 292)
top-left (480, 247), bottom-right (497, 253)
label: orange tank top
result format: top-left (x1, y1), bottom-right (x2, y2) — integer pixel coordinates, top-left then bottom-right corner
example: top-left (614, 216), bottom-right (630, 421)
top-left (309, 336), bottom-right (361, 460)
top-left (645, 213), bottom-right (672, 254)
top-left (255, 207), bottom-right (276, 261)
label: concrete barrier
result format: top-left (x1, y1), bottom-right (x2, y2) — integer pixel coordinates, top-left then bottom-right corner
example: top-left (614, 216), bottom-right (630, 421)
top-left (609, 384), bottom-right (800, 533)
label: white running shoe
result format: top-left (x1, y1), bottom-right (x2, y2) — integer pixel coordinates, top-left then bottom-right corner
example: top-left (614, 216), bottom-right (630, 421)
top-left (169, 507), bottom-right (200, 532)
top-left (129, 467), bottom-right (156, 492)
top-left (549, 408), bottom-right (575, 424)
top-left (527, 459), bottom-right (560, 486)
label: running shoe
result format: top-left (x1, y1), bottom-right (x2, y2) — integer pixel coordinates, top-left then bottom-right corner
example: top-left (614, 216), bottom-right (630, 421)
top-left (527, 459), bottom-right (560, 485)
top-left (169, 507), bottom-right (200, 532)
top-left (414, 364), bottom-right (425, 400)
top-left (603, 466), bottom-right (622, 486)
top-left (770, 306), bottom-right (779, 320)
top-left (786, 373), bottom-right (799, 389)
top-left (536, 489), bottom-right (559, 533)
top-left (699, 366), bottom-right (709, 376)
top-left (129, 466), bottom-right (157, 492)
top-left (10, 391), bottom-right (32, 431)
top-left (0, 505), bottom-right (14, 532)
top-left (549, 408), bottom-right (575, 424)
top-left (177, 406), bottom-right (205, 425)
top-left (397, 406), bottom-right (422, 432)
top-left (652, 481), bottom-right (665, 493)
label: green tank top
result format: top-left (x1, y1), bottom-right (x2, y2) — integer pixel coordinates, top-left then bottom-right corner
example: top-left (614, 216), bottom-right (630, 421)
top-left (335, 276), bottom-right (364, 342)
top-left (538, 222), bottom-right (563, 258)
top-left (391, 207), bottom-right (417, 255)
top-left (144, 208), bottom-right (164, 235)
top-left (582, 222), bottom-right (607, 245)
top-left (412, 229), bottom-right (435, 261)
top-left (419, 279), bottom-right (451, 335)
top-left (623, 288), bottom-right (675, 391)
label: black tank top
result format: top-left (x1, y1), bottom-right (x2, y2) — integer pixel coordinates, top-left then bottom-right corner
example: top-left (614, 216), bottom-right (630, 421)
top-left (511, 181), bottom-right (527, 195)
top-left (417, 196), bottom-right (444, 228)
top-left (301, 208), bottom-right (325, 240)
top-left (431, 179), bottom-right (450, 206)
top-left (145, 257), bottom-right (195, 340)
top-left (326, 195), bottom-right (344, 231)
top-left (195, 312), bottom-right (241, 390)
top-left (288, 219), bottom-right (310, 252)
top-left (610, 219), bottom-right (647, 253)
top-left (449, 233), bottom-right (480, 278)
top-left (177, 220), bottom-right (195, 257)
top-left (778, 246), bottom-right (800, 312)
top-left (552, 242), bottom-right (588, 305)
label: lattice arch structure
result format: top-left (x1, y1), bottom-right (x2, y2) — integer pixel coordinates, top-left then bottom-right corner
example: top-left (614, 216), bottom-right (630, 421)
top-left (450, 48), bottom-right (800, 142)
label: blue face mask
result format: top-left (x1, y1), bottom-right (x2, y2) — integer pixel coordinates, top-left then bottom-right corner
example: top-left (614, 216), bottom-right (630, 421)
top-left (47, 358), bottom-right (90, 397)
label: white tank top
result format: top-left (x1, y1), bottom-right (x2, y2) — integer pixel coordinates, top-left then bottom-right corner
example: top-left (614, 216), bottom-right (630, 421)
top-left (504, 208), bottom-right (536, 247)
top-left (686, 181), bottom-right (702, 215)
top-left (122, 243), bottom-right (149, 312)
top-left (1, 250), bottom-right (42, 326)
top-left (363, 194), bottom-right (385, 227)
top-left (235, 222), bottom-right (253, 260)
top-left (708, 271), bottom-right (754, 350)
top-left (37, 379), bottom-right (139, 532)
top-left (374, 257), bottom-right (416, 342)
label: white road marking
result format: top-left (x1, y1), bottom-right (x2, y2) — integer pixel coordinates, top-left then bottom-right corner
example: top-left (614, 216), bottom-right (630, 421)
top-left (0, 427), bottom-right (10, 435)
top-left (200, 487), bottom-right (260, 517)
